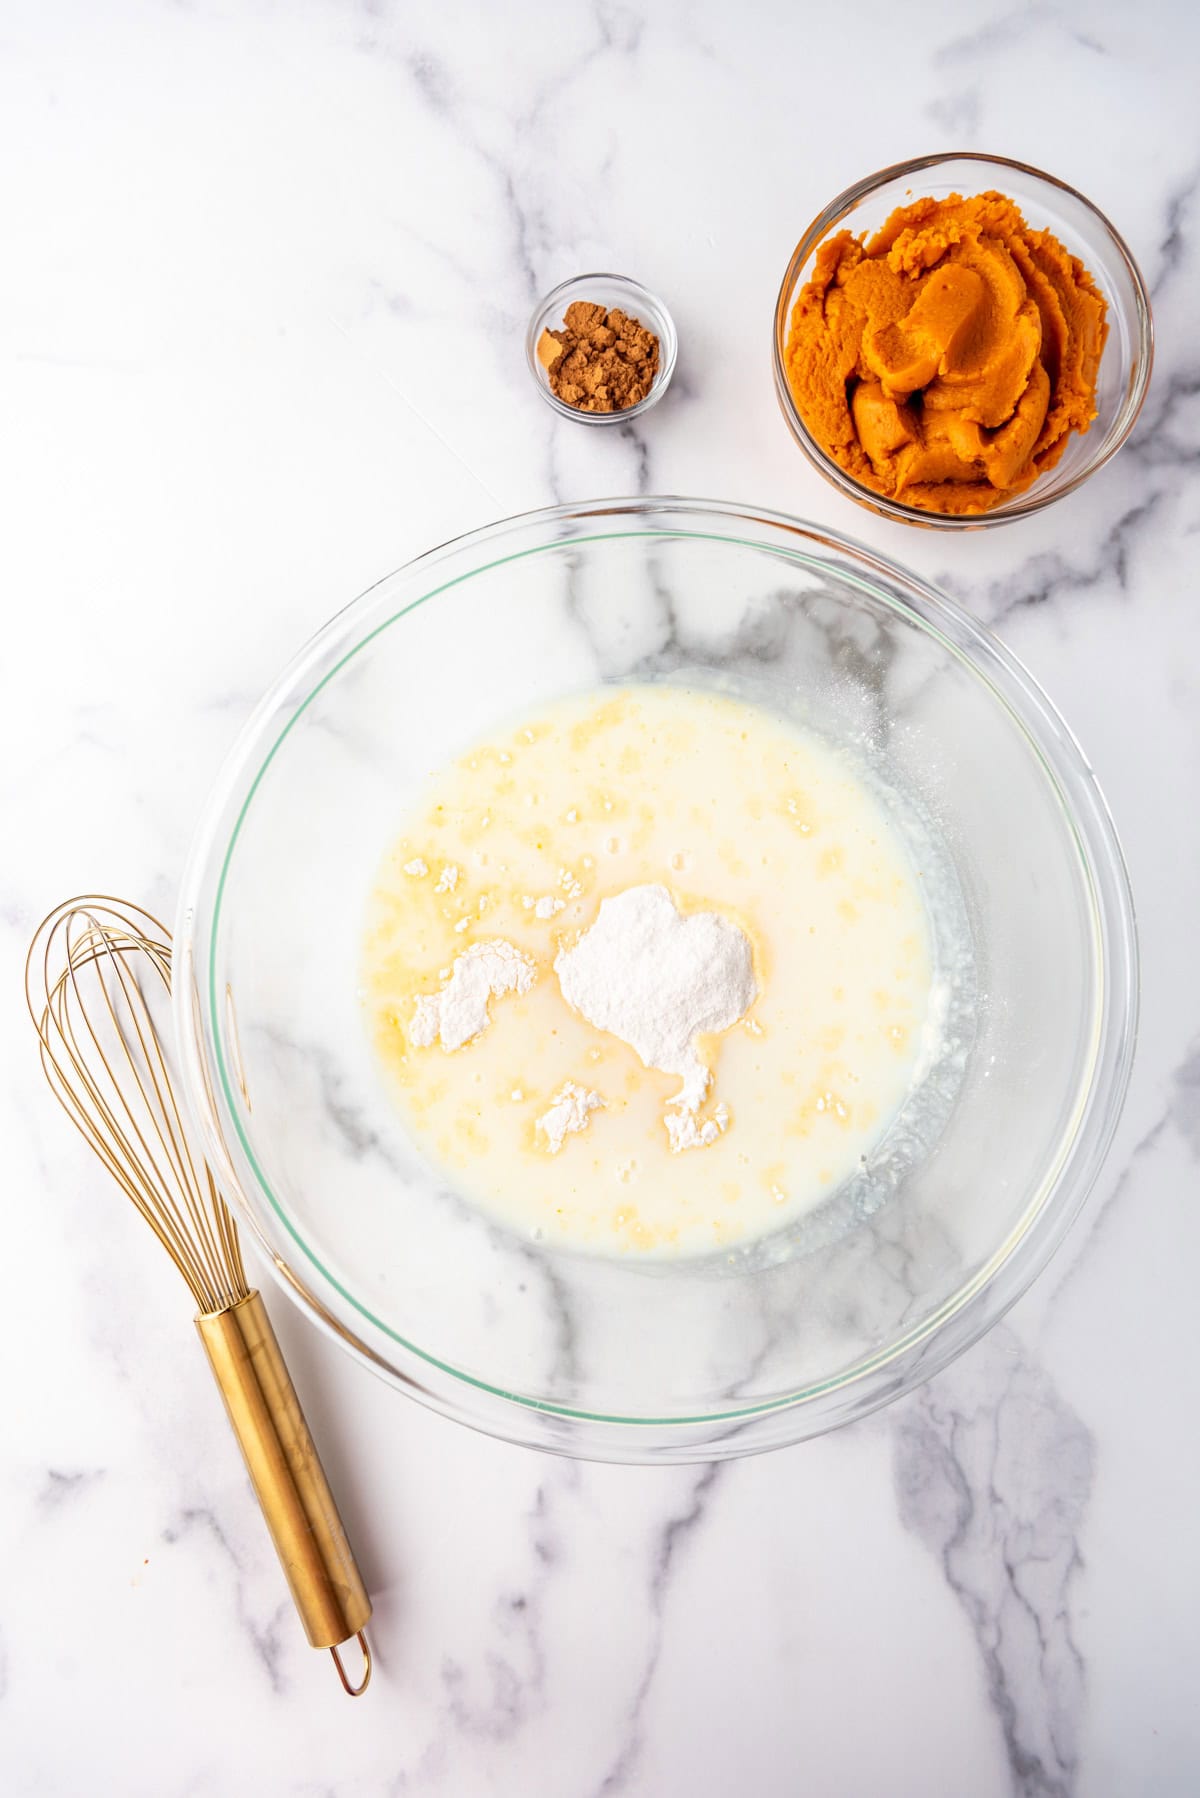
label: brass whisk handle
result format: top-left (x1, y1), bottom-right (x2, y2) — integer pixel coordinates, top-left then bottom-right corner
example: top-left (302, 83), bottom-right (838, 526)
top-left (195, 1291), bottom-right (372, 1688)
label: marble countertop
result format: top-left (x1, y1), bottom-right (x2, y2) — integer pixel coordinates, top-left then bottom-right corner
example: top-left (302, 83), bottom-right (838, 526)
top-left (4, 2), bottom-right (1198, 1792)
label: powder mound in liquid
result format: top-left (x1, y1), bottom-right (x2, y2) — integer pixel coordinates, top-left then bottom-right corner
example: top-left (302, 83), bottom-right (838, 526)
top-left (537, 1081), bottom-right (605, 1154)
top-left (410, 939), bottom-right (535, 1053)
top-left (554, 884), bottom-right (756, 1149)
top-left (666, 1100), bottom-right (730, 1154)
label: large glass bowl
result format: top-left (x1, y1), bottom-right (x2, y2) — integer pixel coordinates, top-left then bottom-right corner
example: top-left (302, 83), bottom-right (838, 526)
top-left (175, 499), bottom-right (1137, 1461)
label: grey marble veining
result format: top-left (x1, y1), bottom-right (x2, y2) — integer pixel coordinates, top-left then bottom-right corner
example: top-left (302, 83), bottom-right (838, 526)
top-left (895, 1330), bottom-right (1093, 1798)
top-left (4, 0), bottom-right (1199, 1793)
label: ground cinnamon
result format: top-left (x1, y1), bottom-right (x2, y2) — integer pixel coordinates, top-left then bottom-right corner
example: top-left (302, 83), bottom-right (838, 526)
top-left (538, 300), bottom-right (659, 413)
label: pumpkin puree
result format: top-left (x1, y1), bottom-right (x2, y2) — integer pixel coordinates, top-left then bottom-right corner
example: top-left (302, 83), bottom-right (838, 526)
top-left (784, 192), bottom-right (1108, 515)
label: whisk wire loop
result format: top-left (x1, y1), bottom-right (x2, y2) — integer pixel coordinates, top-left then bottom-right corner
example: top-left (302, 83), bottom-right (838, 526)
top-left (26, 898), bottom-right (249, 1315)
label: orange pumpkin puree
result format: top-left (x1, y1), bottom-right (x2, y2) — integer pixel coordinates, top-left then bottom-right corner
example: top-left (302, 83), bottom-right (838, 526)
top-left (784, 192), bottom-right (1108, 515)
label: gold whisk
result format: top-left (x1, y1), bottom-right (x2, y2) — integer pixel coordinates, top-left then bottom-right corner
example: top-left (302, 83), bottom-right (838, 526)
top-left (26, 896), bottom-right (372, 1696)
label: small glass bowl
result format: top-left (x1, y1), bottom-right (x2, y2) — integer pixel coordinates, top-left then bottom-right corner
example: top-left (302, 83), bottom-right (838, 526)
top-left (773, 152), bottom-right (1154, 529)
top-left (526, 273), bottom-right (678, 425)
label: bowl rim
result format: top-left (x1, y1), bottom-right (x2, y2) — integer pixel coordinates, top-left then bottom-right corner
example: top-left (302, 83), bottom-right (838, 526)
top-left (772, 150), bottom-right (1155, 530)
top-left (175, 495), bottom-right (1139, 1461)
top-left (525, 271), bottom-right (678, 425)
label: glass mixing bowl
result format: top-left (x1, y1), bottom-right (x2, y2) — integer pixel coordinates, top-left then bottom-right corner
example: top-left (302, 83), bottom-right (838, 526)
top-left (175, 499), bottom-right (1137, 1461)
top-left (773, 153), bottom-right (1154, 528)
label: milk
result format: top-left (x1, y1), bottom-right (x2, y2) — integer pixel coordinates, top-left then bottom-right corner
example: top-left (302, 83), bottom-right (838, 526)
top-left (362, 685), bottom-right (939, 1257)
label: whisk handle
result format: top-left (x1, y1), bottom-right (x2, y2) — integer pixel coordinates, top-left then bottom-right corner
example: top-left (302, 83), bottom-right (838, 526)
top-left (196, 1292), bottom-right (372, 1658)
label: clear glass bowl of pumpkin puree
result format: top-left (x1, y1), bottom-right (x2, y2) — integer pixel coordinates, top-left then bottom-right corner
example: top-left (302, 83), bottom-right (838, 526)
top-left (774, 153), bottom-right (1153, 528)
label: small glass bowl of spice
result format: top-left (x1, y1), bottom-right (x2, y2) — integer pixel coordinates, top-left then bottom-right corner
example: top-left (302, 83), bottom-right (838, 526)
top-left (526, 273), bottom-right (677, 425)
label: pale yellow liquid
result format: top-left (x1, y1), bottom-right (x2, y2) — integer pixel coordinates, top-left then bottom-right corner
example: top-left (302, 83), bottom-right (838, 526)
top-left (362, 686), bottom-right (936, 1256)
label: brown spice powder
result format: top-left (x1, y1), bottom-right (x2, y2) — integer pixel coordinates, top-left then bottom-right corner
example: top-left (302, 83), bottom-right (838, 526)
top-left (538, 300), bottom-right (660, 413)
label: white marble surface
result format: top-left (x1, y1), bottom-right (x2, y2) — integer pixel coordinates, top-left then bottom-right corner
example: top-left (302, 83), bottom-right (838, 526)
top-left (4, 1), bottom-right (1198, 1790)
